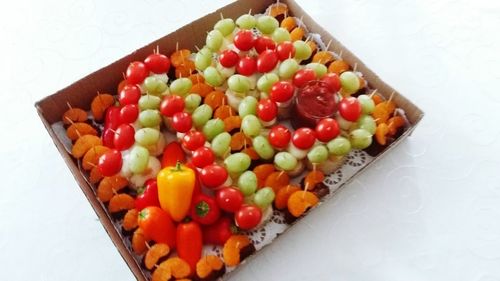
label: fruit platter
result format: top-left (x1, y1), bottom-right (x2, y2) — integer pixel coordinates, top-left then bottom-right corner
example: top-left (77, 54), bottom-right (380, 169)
top-left (36, 0), bottom-right (424, 280)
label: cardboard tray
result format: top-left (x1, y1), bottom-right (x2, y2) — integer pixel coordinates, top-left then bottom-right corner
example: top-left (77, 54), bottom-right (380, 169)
top-left (35, 0), bottom-right (424, 280)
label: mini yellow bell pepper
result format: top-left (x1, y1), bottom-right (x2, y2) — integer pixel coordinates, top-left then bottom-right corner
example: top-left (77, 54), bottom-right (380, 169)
top-left (157, 162), bottom-right (195, 222)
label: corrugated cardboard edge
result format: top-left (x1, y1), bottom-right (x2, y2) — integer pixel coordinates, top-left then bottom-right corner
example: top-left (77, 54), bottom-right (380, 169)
top-left (35, 0), bottom-right (424, 280)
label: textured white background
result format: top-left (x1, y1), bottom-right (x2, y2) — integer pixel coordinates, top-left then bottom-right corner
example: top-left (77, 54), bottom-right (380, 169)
top-left (1, 0), bottom-right (500, 280)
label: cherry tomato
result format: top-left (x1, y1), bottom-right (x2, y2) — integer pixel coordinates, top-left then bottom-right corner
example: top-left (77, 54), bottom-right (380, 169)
top-left (161, 141), bottom-right (186, 168)
top-left (268, 124), bottom-right (291, 149)
top-left (160, 95), bottom-right (185, 117)
top-left (321, 73), bottom-right (341, 93)
top-left (293, 68), bottom-right (317, 88)
top-left (118, 84), bottom-right (141, 105)
top-left (270, 81), bottom-right (295, 103)
top-left (200, 164), bottom-right (228, 189)
top-left (102, 128), bottom-right (115, 148)
top-left (98, 149), bottom-right (122, 176)
top-left (202, 216), bottom-right (233, 245)
top-left (276, 41), bottom-right (295, 61)
top-left (172, 112), bottom-right (192, 133)
top-left (119, 104), bottom-right (139, 124)
top-left (216, 187), bottom-right (244, 213)
top-left (254, 36), bottom-right (276, 54)
top-left (144, 53), bottom-right (171, 74)
top-left (182, 130), bottom-right (206, 151)
top-left (235, 204), bottom-right (262, 230)
top-left (236, 56), bottom-right (257, 76)
top-left (257, 98), bottom-right (278, 122)
top-left (315, 118), bottom-right (340, 142)
top-left (233, 30), bottom-right (255, 51)
top-left (113, 124), bottom-right (135, 151)
top-left (292, 127), bottom-right (316, 149)
top-left (257, 49), bottom-right (279, 73)
top-left (219, 50), bottom-right (239, 68)
top-left (135, 179), bottom-right (161, 211)
top-left (192, 147), bottom-right (215, 168)
top-left (126, 61), bottom-right (148, 85)
top-left (190, 194), bottom-right (220, 225)
top-left (338, 97), bottom-right (362, 121)
top-left (104, 106), bottom-right (121, 130)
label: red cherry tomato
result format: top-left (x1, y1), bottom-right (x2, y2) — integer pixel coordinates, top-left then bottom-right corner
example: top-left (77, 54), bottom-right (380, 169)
top-left (257, 49), bottom-right (279, 73)
top-left (118, 84), bottom-right (141, 105)
top-left (338, 97), bottom-right (362, 121)
top-left (216, 187), bottom-right (244, 213)
top-left (257, 98), bottom-right (278, 122)
top-left (135, 179), bottom-right (161, 211)
top-left (144, 53), bottom-right (171, 74)
top-left (200, 164), bottom-right (228, 189)
top-left (119, 104), bottom-right (139, 124)
top-left (235, 204), bottom-right (262, 230)
top-left (315, 118), bottom-right (340, 142)
top-left (276, 41), bottom-right (295, 61)
top-left (182, 130), bottom-right (206, 151)
top-left (236, 56), bottom-right (257, 76)
top-left (160, 95), bottom-right (185, 117)
top-left (102, 128), bottom-right (115, 148)
top-left (254, 36), bottom-right (276, 54)
top-left (161, 141), bottom-right (186, 168)
top-left (126, 61), bottom-right (148, 85)
top-left (98, 149), bottom-right (123, 177)
top-left (172, 112), bottom-right (192, 133)
top-left (268, 124), bottom-right (291, 149)
top-left (270, 81), bottom-right (295, 103)
top-left (321, 73), bottom-right (341, 93)
top-left (233, 30), bottom-right (255, 51)
top-left (113, 124), bottom-right (135, 151)
top-left (202, 217), bottom-right (233, 245)
top-left (190, 194), bottom-right (220, 225)
top-left (293, 68), bottom-right (317, 88)
top-left (192, 147), bottom-right (215, 168)
top-left (292, 127), bottom-right (316, 149)
top-left (219, 50), bottom-right (239, 68)
top-left (104, 106), bottom-right (121, 130)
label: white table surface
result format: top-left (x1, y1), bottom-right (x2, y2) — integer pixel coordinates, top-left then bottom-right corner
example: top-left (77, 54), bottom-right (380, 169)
top-left (1, 0), bottom-right (500, 280)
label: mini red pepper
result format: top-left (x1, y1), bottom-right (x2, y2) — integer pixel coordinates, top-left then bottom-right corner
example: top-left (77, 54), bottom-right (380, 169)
top-left (138, 206), bottom-right (176, 248)
top-left (161, 141), bottom-right (185, 168)
top-left (202, 217), bottom-right (236, 246)
top-left (190, 194), bottom-right (220, 225)
top-left (176, 220), bottom-right (203, 273)
top-left (134, 179), bottom-right (160, 211)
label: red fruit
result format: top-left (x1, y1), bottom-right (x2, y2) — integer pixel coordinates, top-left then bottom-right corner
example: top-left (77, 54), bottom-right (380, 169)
top-left (338, 97), bottom-right (362, 121)
top-left (293, 68), bottom-right (317, 88)
top-left (315, 118), bottom-right (340, 142)
top-left (160, 95), bottom-right (185, 117)
top-left (182, 130), bottom-right (205, 151)
top-left (161, 141), bottom-right (186, 168)
top-left (233, 30), bottom-right (255, 51)
top-left (135, 179), bottom-right (161, 211)
top-left (126, 61), bottom-right (148, 85)
top-left (113, 124), bottom-right (135, 151)
top-left (255, 36), bottom-right (276, 54)
top-left (118, 84), bottom-right (141, 105)
top-left (270, 81), bottom-right (295, 103)
top-left (219, 50), bottom-right (239, 68)
top-left (257, 98), bottom-right (278, 122)
top-left (144, 53), bottom-right (171, 74)
top-left (235, 205), bottom-right (262, 230)
top-left (257, 49), bottom-right (279, 73)
top-left (292, 127), bottom-right (316, 149)
top-left (102, 128), bottom-right (115, 148)
top-left (119, 104), bottom-right (139, 124)
top-left (268, 124), bottom-right (291, 149)
top-left (200, 164), bottom-right (228, 189)
top-left (216, 187), bottom-right (244, 213)
top-left (172, 112), bottom-right (192, 133)
top-left (191, 194), bottom-right (221, 225)
top-left (203, 217), bottom-right (234, 245)
top-left (98, 149), bottom-right (122, 177)
top-left (236, 56), bottom-right (257, 76)
top-left (176, 221), bottom-right (203, 273)
top-left (104, 106), bottom-right (121, 130)
top-left (321, 73), bottom-right (341, 92)
top-left (192, 147), bottom-right (215, 168)
top-left (276, 42), bottom-right (295, 61)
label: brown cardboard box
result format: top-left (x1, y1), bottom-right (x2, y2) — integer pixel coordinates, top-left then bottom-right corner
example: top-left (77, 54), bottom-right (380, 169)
top-left (35, 0), bottom-right (424, 280)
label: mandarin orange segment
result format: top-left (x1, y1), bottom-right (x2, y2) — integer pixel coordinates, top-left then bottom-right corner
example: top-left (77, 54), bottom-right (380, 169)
top-left (312, 51), bottom-right (334, 65)
top-left (204, 90), bottom-right (226, 110)
top-left (71, 135), bottom-right (102, 158)
top-left (91, 93), bottom-right (114, 121)
top-left (375, 123), bottom-right (389, 146)
top-left (264, 171), bottom-right (290, 193)
top-left (290, 27), bottom-right (305, 41)
top-left (196, 255), bottom-right (224, 279)
top-left (97, 175), bottom-right (128, 202)
top-left (188, 73), bottom-right (204, 84)
top-left (372, 94), bottom-right (384, 105)
top-left (224, 116), bottom-right (242, 132)
top-left (214, 105), bottom-right (235, 120)
top-left (223, 235), bottom-right (251, 267)
top-left (144, 243), bottom-right (171, 270)
top-left (280, 16), bottom-right (296, 31)
top-left (152, 261), bottom-right (172, 281)
top-left (306, 40), bottom-right (317, 54)
top-left (358, 76), bottom-right (367, 89)
top-left (175, 60), bottom-right (196, 78)
top-left (190, 83), bottom-right (214, 98)
top-left (108, 193), bottom-right (135, 213)
top-left (89, 166), bottom-right (103, 184)
top-left (328, 60), bottom-right (350, 75)
top-left (122, 209), bottom-right (139, 231)
top-left (372, 103), bottom-right (391, 125)
top-left (275, 184), bottom-right (301, 210)
top-left (253, 164), bottom-right (275, 188)
top-left (230, 132), bottom-right (251, 151)
top-left (387, 116), bottom-right (405, 136)
top-left (241, 147), bottom-right (259, 160)
top-left (132, 227), bottom-right (150, 255)
top-left (62, 108), bottom-right (87, 125)
top-left (66, 122), bottom-right (97, 141)
top-left (287, 191), bottom-right (319, 217)
top-left (162, 257), bottom-right (191, 278)
top-left (269, 2), bottom-right (288, 17)
top-left (171, 49), bottom-right (191, 67)
top-left (82, 145), bottom-right (109, 170)
top-left (304, 170), bottom-right (325, 191)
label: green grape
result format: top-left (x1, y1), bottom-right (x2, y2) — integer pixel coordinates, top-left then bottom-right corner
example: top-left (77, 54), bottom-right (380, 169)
top-left (306, 62), bottom-right (327, 78)
top-left (356, 115), bottom-right (376, 134)
top-left (129, 145), bottom-right (150, 174)
top-left (192, 104), bottom-right (213, 128)
top-left (327, 136), bottom-right (351, 156)
top-left (241, 115), bottom-right (262, 138)
top-left (237, 171), bottom-right (258, 196)
top-left (228, 74), bottom-right (251, 93)
top-left (214, 18), bottom-right (235, 36)
top-left (224, 152), bottom-right (251, 174)
top-left (278, 58), bottom-right (299, 79)
top-left (272, 27), bottom-right (291, 43)
top-left (340, 71), bottom-right (360, 94)
top-left (202, 118), bottom-right (224, 141)
top-left (184, 94), bottom-right (202, 113)
top-left (206, 30), bottom-right (224, 51)
top-left (254, 187), bottom-right (275, 209)
top-left (336, 115), bottom-right (353, 131)
top-left (204, 66), bottom-right (223, 87)
top-left (195, 50), bottom-right (212, 71)
top-left (170, 78), bottom-right (192, 97)
top-left (349, 128), bottom-right (373, 149)
top-left (274, 151), bottom-right (298, 171)
top-left (256, 15), bottom-right (279, 34)
top-left (307, 145), bottom-right (329, 164)
top-left (216, 62), bottom-right (235, 79)
top-left (144, 76), bottom-right (167, 96)
top-left (252, 135), bottom-right (275, 160)
top-left (357, 95), bottom-right (375, 114)
top-left (134, 128), bottom-right (161, 146)
top-left (138, 95), bottom-right (161, 110)
top-left (236, 14), bottom-right (256, 29)
top-left (139, 109), bottom-right (161, 127)
top-left (293, 40), bottom-right (312, 61)
top-left (257, 73), bottom-right (279, 93)
top-left (238, 96), bottom-right (258, 118)
top-left (211, 132), bottom-right (231, 158)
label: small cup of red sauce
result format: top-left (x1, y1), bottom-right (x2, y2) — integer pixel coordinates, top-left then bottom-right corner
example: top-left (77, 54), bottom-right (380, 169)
top-left (291, 80), bottom-right (337, 129)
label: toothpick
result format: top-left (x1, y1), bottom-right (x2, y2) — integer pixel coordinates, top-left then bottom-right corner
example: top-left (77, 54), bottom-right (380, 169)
top-left (298, 15), bottom-right (304, 28)
top-left (325, 39), bottom-right (332, 51)
top-left (145, 241), bottom-right (151, 250)
top-left (194, 45), bottom-right (200, 52)
top-left (85, 161), bottom-right (97, 168)
top-left (64, 116), bottom-right (74, 124)
top-left (156, 45), bottom-right (159, 54)
top-left (176, 42), bottom-right (179, 52)
top-left (248, 9), bottom-right (252, 15)
top-left (338, 50), bottom-right (343, 59)
top-left (388, 91), bottom-right (395, 103)
top-left (220, 12), bottom-right (224, 20)
top-left (66, 102), bottom-right (73, 110)
top-left (122, 72), bottom-right (126, 80)
top-left (369, 89), bottom-right (378, 98)
top-left (353, 63), bottom-right (358, 72)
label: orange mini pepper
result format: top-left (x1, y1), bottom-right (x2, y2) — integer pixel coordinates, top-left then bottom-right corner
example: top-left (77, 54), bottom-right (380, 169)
top-left (157, 162), bottom-right (195, 222)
